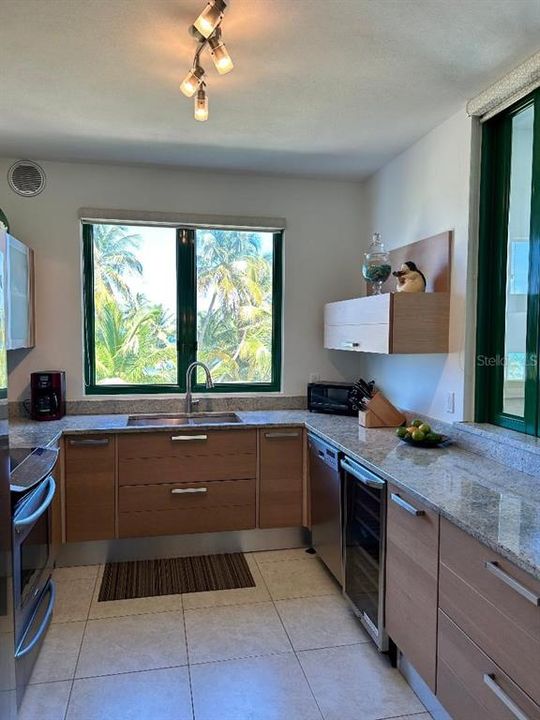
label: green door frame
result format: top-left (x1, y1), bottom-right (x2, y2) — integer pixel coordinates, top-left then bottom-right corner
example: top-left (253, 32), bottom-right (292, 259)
top-left (475, 89), bottom-right (540, 434)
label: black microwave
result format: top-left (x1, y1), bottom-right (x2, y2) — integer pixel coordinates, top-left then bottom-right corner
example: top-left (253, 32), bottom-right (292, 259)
top-left (308, 381), bottom-right (356, 416)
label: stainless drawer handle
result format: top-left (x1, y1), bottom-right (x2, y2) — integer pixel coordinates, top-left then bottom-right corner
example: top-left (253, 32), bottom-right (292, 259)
top-left (390, 492), bottom-right (425, 516)
top-left (341, 341), bottom-right (359, 348)
top-left (171, 487), bottom-right (208, 494)
top-left (264, 432), bottom-right (300, 438)
top-left (484, 561), bottom-right (540, 606)
top-left (483, 674), bottom-right (531, 720)
top-left (171, 435), bottom-right (208, 441)
top-left (69, 438), bottom-right (109, 446)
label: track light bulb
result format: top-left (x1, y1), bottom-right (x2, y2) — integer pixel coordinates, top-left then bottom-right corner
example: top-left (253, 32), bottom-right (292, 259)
top-left (194, 88), bottom-right (209, 121)
top-left (209, 34), bottom-right (233, 75)
top-left (180, 66), bottom-right (205, 97)
top-left (193, 0), bottom-right (226, 39)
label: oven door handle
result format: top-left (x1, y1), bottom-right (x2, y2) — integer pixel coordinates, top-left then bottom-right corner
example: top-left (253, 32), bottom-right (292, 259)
top-left (15, 579), bottom-right (56, 659)
top-left (14, 476), bottom-right (56, 533)
top-left (340, 458), bottom-right (385, 488)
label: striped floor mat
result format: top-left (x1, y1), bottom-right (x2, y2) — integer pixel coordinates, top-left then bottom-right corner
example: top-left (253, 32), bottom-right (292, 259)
top-left (98, 552), bottom-right (255, 601)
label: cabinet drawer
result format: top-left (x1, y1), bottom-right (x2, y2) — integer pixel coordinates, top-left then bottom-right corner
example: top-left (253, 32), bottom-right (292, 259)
top-left (118, 430), bottom-right (257, 486)
top-left (118, 430), bottom-right (256, 459)
top-left (439, 519), bottom-right (540, 702)
top-left (64, 435), bottom-right (115, 542)
top-left (119, 478), bottom-right (255, 513)
top-left (119, 503), bottom-right (255, 538)
top-left (437, 610), bottom-right (540, 720)
top-left (385, 484), bottom-right (439, 691)
top-left (259, 428), bottom-right (304, 528)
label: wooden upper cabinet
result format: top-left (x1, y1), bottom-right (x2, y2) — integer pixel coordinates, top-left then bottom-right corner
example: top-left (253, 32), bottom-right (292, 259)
top-left (385, 483), bottom-right (440, 691)
top-left (324, 232), bottom-right (451, 355)
top-left (64, 435), bottom-right (116, 542)
top-left (259, 428), bottom-right (304, 529)
top-left (324, 292), bottom-right (449, 354)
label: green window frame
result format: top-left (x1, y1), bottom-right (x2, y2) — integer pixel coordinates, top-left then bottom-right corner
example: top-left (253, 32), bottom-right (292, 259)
top-left (82, 223), bottom-right (283, 395)
top-left (476, 88), bottom-right (540, 434)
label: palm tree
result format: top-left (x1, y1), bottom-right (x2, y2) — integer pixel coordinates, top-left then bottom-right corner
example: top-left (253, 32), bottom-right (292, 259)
top-left (93, 224), bottom-right (143, 302)
top-left (95, 294), bottom-right (176, 384)
top-left (92, 224), bottom-right (176, 384)
top-left (197, 230), bottom-right (262, 343)
top-left (196, 229), bottom-right (273, 383)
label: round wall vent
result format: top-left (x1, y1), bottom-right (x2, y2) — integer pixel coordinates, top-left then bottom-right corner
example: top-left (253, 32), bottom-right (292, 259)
top-left (7, 160), bottom-right (46, 197)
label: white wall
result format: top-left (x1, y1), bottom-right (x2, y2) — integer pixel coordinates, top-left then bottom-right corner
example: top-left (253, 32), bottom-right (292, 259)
top-left (0, 159), bottom-right (366, 402)
top-left (359, 110), bottom-right (478, 421)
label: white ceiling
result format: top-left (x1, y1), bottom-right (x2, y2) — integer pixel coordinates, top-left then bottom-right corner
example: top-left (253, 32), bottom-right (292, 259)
top-left (1, 0), bottom-right (540, 179)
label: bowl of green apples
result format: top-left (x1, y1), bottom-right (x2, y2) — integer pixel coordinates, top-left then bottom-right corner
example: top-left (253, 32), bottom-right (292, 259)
top-left (395, 419), bottom-right (449, 447)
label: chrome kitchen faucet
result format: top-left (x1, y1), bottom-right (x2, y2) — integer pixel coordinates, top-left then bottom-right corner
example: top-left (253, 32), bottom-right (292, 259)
top-left (185, 361), bottom-right (214, 414)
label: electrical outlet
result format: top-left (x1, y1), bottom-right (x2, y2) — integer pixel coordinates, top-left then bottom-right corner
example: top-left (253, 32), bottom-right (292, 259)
top-left (446, 392), bottom-right (455, 414)
top-left (308, 373), bottom-right (320, 384)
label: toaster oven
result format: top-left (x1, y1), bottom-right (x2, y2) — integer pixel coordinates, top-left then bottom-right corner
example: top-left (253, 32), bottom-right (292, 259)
top-left (307, 381), bottom-right (356, 416)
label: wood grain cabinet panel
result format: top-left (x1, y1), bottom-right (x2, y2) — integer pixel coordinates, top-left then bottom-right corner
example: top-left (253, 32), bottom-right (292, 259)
top-left (439, 518), bottom-right (540, 703)
top-left (119, 478), bottom-right (256, 538)
top-left (64, 435), bottom-right (116, 542)
top-left (258, 428), bottom-right (304, 528)
top-left (385, 484), bottom-right (439, 691)
top-left (118, 430), bottom-right (256, 486)
top-left (437, 610), bottom-right (540, 720)
top-left (119, 478), bottom-right (255, 513)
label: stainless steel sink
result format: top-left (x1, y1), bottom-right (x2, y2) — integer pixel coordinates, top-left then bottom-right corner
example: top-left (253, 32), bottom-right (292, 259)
top-left (127, 412), bottom-right (243, 427)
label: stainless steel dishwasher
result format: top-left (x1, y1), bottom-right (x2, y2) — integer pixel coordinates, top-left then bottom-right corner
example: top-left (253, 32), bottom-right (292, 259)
top-left (308, 433), bottom-right (343, 586)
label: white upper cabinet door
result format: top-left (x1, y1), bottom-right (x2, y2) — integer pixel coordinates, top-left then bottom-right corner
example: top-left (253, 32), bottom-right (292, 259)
top-left (324, 293), bottom-right (449, 355)
top-left (6, 233), bottom-right (35, 350)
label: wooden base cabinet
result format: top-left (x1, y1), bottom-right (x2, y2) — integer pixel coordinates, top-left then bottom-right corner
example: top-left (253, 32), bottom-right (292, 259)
top-left (439, 518), bottom-right (540, 706)
top-left (437, 610), bottom-right (540, 720)
top-left (62, 426), bottom-right (306, 543)
top-left (385, 484), bottom-right (439, 691)
top-left (258, 428), bottom-right (304, 528)
top-left (117, 429), bottom-right (258, 540)
top-left (64, 435), bottom-right (116, 542)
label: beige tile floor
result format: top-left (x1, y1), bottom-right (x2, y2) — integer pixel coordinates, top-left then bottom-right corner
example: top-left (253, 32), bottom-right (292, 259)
top-left (19, 549), bottom-right (431, 720)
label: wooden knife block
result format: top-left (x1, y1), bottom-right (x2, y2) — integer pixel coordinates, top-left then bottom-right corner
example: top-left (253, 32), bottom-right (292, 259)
top-left (358, 391), bottom-right (406, 428)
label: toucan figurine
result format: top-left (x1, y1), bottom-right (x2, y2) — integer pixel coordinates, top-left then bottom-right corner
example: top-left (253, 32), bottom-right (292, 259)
top-left (393, 261), bottom-right (426, 293)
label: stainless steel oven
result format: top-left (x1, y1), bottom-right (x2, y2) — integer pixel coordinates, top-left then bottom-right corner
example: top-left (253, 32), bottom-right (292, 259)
top-left (12, 473), bottom-right (56, 704)
top-left (341, 455), bottom-right (388, 651)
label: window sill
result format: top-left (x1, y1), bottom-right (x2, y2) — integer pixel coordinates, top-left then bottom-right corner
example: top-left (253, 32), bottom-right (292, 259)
top-left (456, 421), bottom-right (540, 456)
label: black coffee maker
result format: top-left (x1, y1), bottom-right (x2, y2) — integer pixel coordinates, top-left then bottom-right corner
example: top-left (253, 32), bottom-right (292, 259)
top-left (30, 371), bottom-right (66, 421)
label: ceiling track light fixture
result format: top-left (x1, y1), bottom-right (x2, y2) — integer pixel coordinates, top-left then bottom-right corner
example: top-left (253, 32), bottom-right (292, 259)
top-left (180, 0), bottom-right (233, 121)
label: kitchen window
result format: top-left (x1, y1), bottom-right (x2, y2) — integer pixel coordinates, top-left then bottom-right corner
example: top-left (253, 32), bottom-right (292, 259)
top-left (476, 88), bottom-right (540, 434)
top-left (82, 222), bottom-right (283, 394)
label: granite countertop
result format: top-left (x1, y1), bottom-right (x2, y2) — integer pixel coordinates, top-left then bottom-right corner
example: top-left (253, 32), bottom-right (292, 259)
top-left (9, 410), bottom-right (540, 580)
